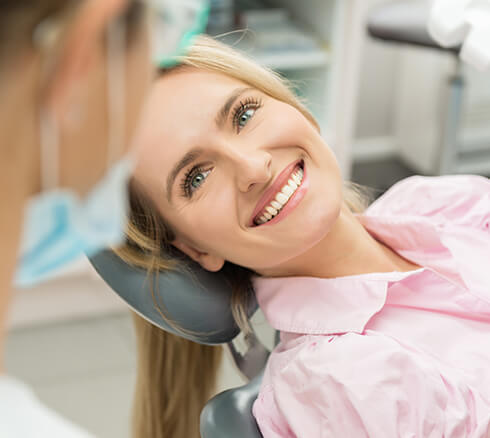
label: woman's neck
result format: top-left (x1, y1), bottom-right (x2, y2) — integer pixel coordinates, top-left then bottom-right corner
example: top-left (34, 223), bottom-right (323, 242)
top-left (260, 202), bottom-right (421, 279)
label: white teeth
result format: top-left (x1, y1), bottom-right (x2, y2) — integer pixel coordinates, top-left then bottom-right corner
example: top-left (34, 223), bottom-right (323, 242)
top-left (266, 206), bottom-right (278, 216)
top-left (254, 163), bottom-right (304, 226)
top-left (271, 200), bottom-right (282, 210)
top-left (288, 179), bottom-right (298, 190)
top-left (276, 192), bottom-right (289, 204)
top-left (282, 185), bottom-right (294, 197)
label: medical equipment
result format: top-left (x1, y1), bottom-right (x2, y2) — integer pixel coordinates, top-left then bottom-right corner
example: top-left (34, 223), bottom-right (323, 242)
top-left (89, 249), bottom-right (269, 438)
top-left (429, 0), bottom-right (490, 71)
top-left (367, 0), bottom-right (464, 175)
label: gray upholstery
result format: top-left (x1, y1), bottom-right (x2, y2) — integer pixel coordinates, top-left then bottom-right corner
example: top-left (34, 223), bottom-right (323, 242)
top-left (201, 371), bottom-right (264, 438)
top-left (88, 250), bottom-right (265, 437)
top-left (367, 1), bottom-right (461, 52)
top-left (89, 249), bottom-right (265, 436)
top-left (89, 249), bottom-right (257, 345)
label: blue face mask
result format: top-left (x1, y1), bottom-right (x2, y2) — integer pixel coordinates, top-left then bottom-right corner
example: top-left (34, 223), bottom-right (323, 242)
top-left (15, 18), bottom-right (133, 288)
top-left (14, 159), bottom-right (134, 288)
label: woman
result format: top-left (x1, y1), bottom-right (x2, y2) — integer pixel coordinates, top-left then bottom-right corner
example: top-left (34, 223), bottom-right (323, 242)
top-left (120, 36), bottom-right (490, 437)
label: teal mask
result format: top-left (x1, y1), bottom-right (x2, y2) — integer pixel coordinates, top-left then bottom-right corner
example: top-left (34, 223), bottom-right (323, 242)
top-left (151, 0), bottom-right (210, 68)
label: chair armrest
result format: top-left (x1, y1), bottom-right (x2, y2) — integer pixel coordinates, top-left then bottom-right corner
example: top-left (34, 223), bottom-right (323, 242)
top-left (200, 371), bottom-right (264, 438)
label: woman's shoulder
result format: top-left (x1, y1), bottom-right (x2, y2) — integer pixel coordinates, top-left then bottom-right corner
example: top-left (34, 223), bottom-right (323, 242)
top-left (364, 174), bottom-right (490, 229)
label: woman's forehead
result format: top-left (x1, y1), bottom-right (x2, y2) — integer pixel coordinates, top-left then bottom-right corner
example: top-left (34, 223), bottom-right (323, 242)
top-left (138, 70), bottom-right (247, 139)
top-left (151, 68), bottom-right (248, 106)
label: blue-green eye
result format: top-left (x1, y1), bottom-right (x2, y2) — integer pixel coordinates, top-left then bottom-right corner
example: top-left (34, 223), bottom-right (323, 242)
top-left (238, 109), bottom-right (255, 128)
top-left (181, 166), bottom-right (211, 198)
top-left (191, 172), bottom-right (206, 188)
top-left (232, 97), bottom-right (263, 132)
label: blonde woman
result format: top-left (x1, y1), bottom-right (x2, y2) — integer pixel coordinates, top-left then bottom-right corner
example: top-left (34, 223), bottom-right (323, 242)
top-left (120, 36), bottom-right (490, 438)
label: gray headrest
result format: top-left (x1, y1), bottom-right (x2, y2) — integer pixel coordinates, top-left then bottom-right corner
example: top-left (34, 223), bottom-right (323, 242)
top-left (89, 250), bottom-right (257, 345)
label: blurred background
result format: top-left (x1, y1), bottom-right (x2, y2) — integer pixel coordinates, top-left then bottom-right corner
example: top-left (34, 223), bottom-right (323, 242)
top-left (6, 0), bottom-right (490, 436)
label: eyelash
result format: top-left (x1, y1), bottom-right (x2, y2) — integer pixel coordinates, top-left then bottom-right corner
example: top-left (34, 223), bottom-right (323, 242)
top-left (231, 97), bottom-right (263, 133)
top-left (180, 96), bottom-right (263, 198)
top-left (180, 165), bottom-right (210, 198)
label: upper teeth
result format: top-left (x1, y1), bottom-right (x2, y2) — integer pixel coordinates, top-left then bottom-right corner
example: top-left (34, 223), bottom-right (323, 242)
top-left (255, 166), bottom-right (304, 225)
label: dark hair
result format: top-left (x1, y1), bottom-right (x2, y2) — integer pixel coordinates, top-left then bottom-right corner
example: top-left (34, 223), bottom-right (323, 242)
top-left (0, 0), bottom-right (144, 61)
top-left (0, 1), bottom-right (71, 56)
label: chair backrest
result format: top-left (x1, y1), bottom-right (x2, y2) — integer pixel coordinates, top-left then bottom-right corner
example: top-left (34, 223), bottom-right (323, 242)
top-left (88, 249), bottom-right (267, 438)
top-left (89, 249), bottom-right (257, 344)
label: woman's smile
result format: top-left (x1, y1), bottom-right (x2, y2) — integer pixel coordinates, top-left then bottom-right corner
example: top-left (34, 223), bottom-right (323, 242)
top-left (250, 159), bottom-right (308, 227)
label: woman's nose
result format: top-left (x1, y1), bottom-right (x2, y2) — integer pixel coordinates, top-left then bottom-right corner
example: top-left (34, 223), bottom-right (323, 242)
top-left (233, 151), bottom-right (272, 193)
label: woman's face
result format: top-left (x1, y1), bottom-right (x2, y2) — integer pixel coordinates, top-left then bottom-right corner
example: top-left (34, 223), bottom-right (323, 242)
top-left (134, 68), bottom-right (343, 275)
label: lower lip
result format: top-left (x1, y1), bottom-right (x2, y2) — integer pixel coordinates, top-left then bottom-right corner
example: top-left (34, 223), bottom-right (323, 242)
top-left (258, 163), bottom-right (309, 227)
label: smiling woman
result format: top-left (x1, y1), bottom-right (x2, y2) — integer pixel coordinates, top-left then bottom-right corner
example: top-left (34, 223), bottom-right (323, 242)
top-left (114, 32), bottom-right (490, 438)
top-left (114, 35), bottom-right (371, 438)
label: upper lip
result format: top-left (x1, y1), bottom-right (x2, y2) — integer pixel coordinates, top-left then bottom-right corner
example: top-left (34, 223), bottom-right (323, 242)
top-left (248, 158), bottom-right (303, 226)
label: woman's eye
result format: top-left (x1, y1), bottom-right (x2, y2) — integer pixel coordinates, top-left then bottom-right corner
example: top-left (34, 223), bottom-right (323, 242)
top-left (238, 108), bottom-right (256, 129)
top-left (191, 171), bottom-right (207, 189)
top-left (181, 167), bottom-right (211, 198)
top-left (232, 98), bottom-right (263, 133)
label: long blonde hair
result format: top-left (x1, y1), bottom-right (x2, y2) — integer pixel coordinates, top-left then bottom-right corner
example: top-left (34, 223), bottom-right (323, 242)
top-left (115, 35), bottom-right (372, 438)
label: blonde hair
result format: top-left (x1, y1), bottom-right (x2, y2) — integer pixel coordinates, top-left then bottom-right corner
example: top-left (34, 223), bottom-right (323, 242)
top-left (115, 34), bottom-right (372, 438)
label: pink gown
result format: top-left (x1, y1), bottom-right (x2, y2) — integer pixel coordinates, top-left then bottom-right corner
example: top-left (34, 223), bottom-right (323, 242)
top-left (252, 175), bottom-right (490, 437)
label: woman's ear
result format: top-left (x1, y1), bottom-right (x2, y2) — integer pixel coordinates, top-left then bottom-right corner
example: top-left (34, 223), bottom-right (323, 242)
top-left (43, 0), bottom-right (127, 115)
top-left (172, 238), bottom-right (225, 272)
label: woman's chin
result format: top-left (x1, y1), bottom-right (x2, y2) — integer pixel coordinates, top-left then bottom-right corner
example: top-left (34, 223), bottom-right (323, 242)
top-left (246, 212), bottom-right (340, 274)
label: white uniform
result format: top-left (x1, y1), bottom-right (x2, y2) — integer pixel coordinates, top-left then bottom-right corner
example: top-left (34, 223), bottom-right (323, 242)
top-left (0, 376), bottom-right (94, 437)
top-left (429, 0), bottom-right (490, 70)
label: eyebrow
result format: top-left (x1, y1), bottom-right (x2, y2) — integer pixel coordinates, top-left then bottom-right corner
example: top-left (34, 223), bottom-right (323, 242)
top-left (215, 87), bottom-right (254, 128)
top-left (166, 87), bottom-right (254, 203)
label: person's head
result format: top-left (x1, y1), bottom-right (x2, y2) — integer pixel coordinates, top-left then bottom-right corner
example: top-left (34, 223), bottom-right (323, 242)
top-left (0, 0), bottom-right (151, 198)
top-left (118, 35), bottom-right (370, 330)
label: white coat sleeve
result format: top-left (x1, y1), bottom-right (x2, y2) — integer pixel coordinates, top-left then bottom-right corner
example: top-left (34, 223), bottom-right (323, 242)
top-left (0, 375), bottom-right (94, 438)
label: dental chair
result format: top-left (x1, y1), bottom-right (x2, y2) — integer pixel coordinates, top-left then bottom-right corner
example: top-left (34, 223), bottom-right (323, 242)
top-left (89, 249), bottom-right (268, 438)
top-left (367, 1), bottom-right (463, 175)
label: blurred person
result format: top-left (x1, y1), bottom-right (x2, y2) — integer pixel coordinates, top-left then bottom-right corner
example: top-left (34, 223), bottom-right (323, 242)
top-left (0, 0), bottom-right (208, 436)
